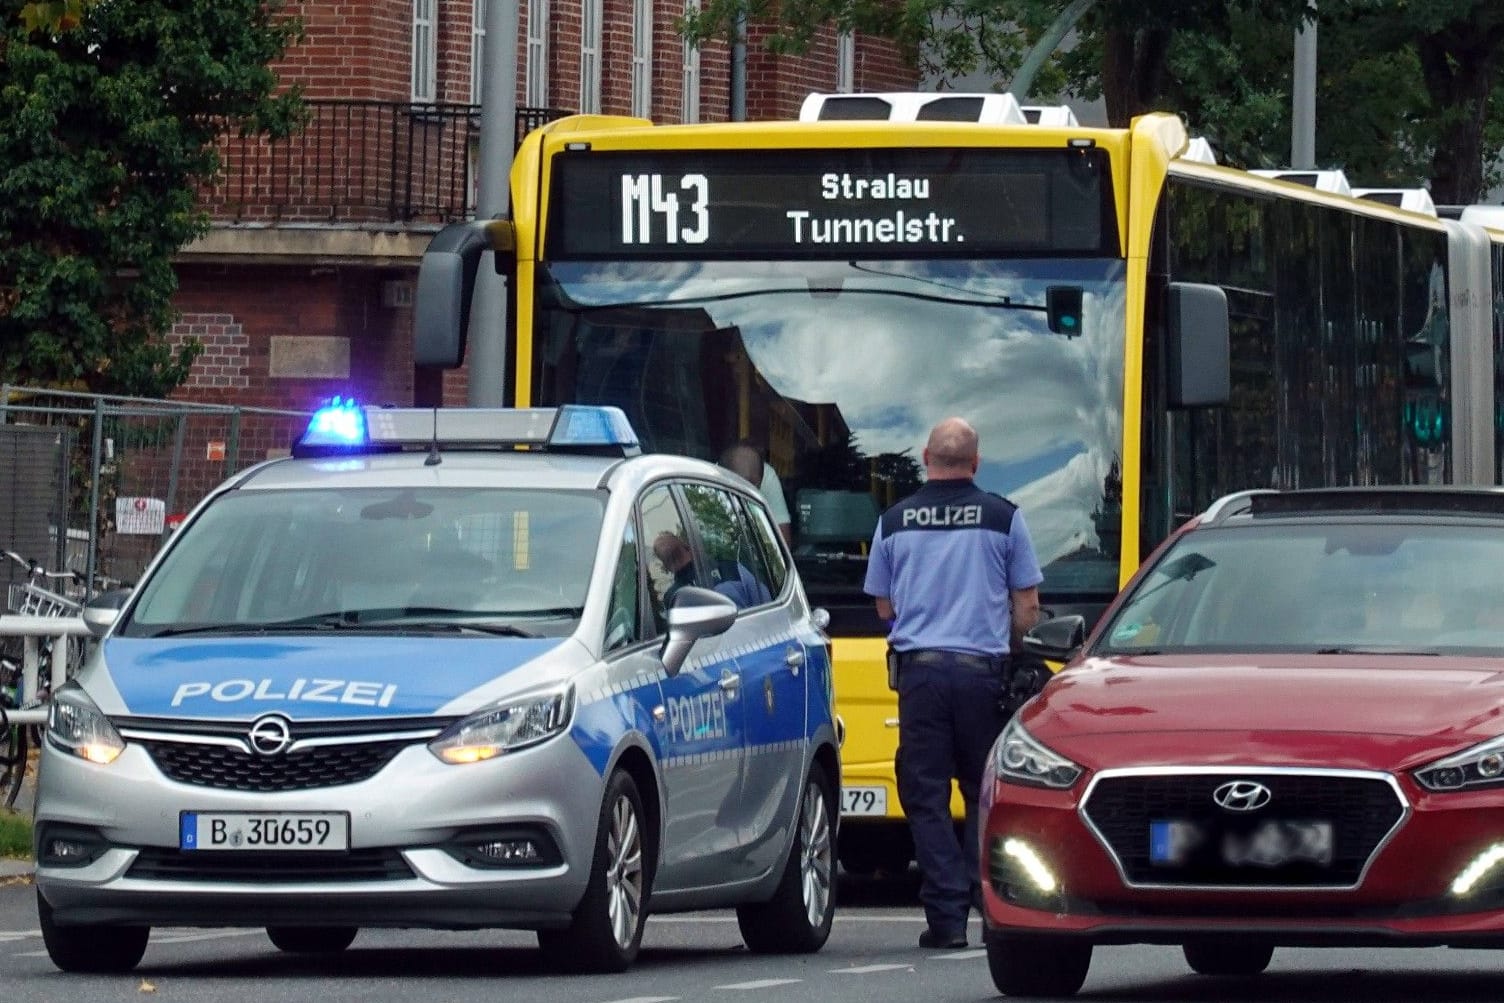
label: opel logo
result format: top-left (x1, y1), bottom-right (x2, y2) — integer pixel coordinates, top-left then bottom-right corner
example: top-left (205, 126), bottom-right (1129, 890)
top-left (247, 714), bottom-right (293, 757)
top-left (1212, 780), bottom-right (1272, 812)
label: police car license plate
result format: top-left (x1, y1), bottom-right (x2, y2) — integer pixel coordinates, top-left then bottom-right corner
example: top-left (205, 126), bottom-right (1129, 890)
top-left (180, 811), bottom-right (349, 851)
top-left (841, 786), bottom-right (888, 816)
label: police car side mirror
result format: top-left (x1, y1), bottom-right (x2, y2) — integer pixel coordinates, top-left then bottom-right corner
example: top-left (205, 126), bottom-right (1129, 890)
top-left (1021, 614), bottom-right (1087, 664)
top-left (660, 587), bottom-right (738, 677)
top-left (82, 588), bottom-right (132, 638)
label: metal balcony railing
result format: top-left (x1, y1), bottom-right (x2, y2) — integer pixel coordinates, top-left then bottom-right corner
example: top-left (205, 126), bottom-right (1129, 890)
top-left (201, 102), bottom-right (572, 226)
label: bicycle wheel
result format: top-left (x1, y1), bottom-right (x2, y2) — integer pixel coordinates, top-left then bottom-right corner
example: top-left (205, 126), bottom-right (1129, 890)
top-left (0, 718), bottom-right (27, 811)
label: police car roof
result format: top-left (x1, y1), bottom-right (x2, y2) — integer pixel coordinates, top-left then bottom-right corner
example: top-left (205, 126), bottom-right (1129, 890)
top-left (233, 449), bottom-right (746, 497)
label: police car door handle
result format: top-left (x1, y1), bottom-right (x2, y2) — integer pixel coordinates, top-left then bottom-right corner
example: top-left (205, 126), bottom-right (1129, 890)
top-left (718, 671), bottom-right (741, 694)
top-left (784, 648), bottom-right (804, 676)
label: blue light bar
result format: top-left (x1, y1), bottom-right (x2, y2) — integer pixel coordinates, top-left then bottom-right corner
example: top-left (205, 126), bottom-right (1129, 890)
top-left (298, 397), bottom-right (368, 452)
top-left (549, 405), bottom-right (639, 450)
top-left (292, 403), bottom-right (640, 458)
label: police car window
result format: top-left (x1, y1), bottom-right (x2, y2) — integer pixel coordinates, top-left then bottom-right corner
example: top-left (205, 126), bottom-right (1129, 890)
top-left (639, 484), bottom-right (687, 633)
top-left (682, 484), bottom-right (774, 610)
top-left (121, 488), bottom-right (606, 638)
top-left (742, 495), bottom-right (789, 597)
top-left (604, 520), bottom-right (642, 652)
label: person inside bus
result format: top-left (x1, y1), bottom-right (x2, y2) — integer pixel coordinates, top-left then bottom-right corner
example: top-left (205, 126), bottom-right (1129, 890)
top-left (718, 441), bottom-right (794, 547)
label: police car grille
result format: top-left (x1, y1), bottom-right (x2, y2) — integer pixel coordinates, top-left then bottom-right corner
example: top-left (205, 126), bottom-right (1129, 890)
top-left (127, 847), bottom-right (412, 883)
top-left (1081, 772), bottom-right (1405, 888)
top-left (139, 740), bottom-right (408, 792)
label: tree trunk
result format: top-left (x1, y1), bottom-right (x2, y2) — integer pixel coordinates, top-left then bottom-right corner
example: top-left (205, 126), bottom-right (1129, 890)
top-left (1418, 29), bottom-right (1502, 205)
top-left (1101, 27), bottom-right (1173, 127)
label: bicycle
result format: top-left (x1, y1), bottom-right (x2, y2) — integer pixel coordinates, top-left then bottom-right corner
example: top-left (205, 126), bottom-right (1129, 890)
top-left (1, 550), bottom-right (86, 810)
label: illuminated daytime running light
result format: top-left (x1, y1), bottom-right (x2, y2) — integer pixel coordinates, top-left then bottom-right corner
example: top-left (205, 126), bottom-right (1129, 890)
top-left (1452, 843), bottom-right (1504, 896)
top-left (300, 397), bottom-right (368, 450)
top-left (1003, 838), bottom-right (1058, 893)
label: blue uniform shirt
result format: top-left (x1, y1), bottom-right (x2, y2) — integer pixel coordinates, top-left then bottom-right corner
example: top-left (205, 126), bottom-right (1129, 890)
top-left (863, 478), bottom-right (1044, 656)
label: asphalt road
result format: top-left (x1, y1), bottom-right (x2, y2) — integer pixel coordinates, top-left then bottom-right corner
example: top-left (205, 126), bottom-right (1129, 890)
top-left (6, 871), bottom-right (1504, 1003)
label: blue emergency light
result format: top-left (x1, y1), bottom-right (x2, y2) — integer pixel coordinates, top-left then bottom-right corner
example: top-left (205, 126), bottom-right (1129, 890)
top-left (293, 401), bottom-right (640, 458)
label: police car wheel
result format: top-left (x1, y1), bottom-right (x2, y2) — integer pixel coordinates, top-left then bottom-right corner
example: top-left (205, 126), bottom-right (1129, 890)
top-left (986, 931), bottom-right (1091, 997)
top-left (37, 889), bottom-right (149, 974)
top-left (736, 761), bottom-right (836, 954)
top-left (266, 926), bottom-right (359, 954)
top-left (539, 769), bottom-right (651, 973)
top-left (1183, 940), bottom-right (1273, 976)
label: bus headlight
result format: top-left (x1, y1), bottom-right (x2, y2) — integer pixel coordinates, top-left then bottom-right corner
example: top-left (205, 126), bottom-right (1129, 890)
top-left (991, 716), bottom-right (1082, 789)
top-left (428, 685), bottom-right (575, 765)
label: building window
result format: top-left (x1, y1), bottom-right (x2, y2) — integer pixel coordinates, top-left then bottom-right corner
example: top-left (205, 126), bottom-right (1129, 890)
top-left (631, 0), bottom-right (652, 118)
top-left (836, 31), bottom-right (855, 93)
top-left (526, 0), bottom-right (549, 107)
top-left (681, 0), bottom-right (700, 123)
top-left (412, 0), bottom-right (437, 103)
top-left (471, 0), bottom-right (486, 104)
top-left (580, 0), bottom-right (602, 114)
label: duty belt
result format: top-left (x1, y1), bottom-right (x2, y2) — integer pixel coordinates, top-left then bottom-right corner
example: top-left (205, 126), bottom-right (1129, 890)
top-left (897, 649), bottom-right (1006, 673)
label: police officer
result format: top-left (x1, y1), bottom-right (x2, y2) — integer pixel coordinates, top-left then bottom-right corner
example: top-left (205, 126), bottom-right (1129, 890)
top-left (863, 417), bottom-right (1043, 949)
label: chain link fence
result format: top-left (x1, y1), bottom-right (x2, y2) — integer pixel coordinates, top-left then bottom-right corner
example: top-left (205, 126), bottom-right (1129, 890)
top-left (0, 386), bottom-right (310, 600)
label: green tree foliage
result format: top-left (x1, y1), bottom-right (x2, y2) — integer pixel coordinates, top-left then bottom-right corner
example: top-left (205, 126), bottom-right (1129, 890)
top-left (683, 1), bottom-right (1504, 203)
top-left (0, 0), bottom-right (303, 396)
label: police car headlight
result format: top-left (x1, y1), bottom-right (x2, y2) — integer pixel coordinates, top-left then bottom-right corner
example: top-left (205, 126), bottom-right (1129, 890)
top-left (1415, 734), bottom-right (1504, 792)
top-left (428, 685), bottom-right (576, 765)
top-left (991, 716), bottom-right (1081, 789)
top-left (47, 684), bottom-right (125, 766)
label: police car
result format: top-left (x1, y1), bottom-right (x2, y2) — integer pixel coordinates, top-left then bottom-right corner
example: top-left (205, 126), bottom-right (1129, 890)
top-left (34, 402), bottom-right (838, 974)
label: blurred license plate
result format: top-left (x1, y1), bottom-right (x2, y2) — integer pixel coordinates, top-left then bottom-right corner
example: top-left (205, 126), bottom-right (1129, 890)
top-left (1150, 819), bottom-right (1333, 867)
top-left (841, 786), bottom-right (887, 816)
top-left (180, 812), bottom-right (349, 852)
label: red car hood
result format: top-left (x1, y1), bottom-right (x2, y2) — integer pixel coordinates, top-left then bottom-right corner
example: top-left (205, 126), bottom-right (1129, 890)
top-left (1025, 654), bottom-right (1504, 771)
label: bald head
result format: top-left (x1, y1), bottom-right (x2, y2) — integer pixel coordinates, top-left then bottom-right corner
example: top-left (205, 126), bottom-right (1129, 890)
top-left (923, 417), bottom-right (979, 478)
top-left (719, 442), bottom-right (764, 486)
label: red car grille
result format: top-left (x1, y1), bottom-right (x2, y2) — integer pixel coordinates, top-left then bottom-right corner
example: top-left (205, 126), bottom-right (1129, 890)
top-left (1081, 772), bottom-right (1406, 888)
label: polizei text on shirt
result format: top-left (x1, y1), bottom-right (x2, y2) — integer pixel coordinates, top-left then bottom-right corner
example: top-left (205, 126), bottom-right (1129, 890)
top-left (786, 172), bottom-right (965, 245)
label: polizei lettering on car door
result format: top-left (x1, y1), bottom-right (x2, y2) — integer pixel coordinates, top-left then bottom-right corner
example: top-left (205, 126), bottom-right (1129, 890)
top-left (902, 505), bottom-right (983, 528)
top-left (170, 678), bottom-right (399, 708)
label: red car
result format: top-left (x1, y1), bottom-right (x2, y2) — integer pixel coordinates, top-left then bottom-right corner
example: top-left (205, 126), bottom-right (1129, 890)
top-left (982, 487), bottom-right (1504, 997)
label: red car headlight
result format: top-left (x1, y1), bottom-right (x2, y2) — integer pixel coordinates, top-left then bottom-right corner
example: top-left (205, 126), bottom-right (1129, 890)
top-left (991, 717), bottom-right (1082, 789)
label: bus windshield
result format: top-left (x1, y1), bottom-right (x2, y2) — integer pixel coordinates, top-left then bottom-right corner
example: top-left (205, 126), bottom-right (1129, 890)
top-left (532, 256), bottom-right (1126, 623)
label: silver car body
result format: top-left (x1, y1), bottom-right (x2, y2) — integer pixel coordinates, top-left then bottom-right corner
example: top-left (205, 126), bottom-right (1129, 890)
top-left (35, 437), bottom-right (838, 932)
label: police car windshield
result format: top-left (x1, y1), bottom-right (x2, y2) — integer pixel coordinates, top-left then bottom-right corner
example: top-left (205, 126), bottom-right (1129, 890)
top-left (532, 257), bottom-right (1128, 626)
top-left (1097, 521), bottom-right (1504, 656)
top-left (120, 487), bottom-right (606, 639)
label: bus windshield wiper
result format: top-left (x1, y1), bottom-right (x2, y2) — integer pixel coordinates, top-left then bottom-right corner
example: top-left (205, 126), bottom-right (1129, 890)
top-left (568, 286), bottom-right (1046, 314)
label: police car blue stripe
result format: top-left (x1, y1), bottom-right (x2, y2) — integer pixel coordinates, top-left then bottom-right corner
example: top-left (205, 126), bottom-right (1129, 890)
top-left (103, 636), bottom-right (564, 719)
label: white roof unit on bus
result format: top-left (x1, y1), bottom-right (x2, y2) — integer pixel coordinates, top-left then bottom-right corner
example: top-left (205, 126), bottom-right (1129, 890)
top-left (1019, 104), bottom-right (1079, 126)
top-left (1248, 169), bottom-right (1353, 196)
top-left (1351, 188), bottom-right (1438, 216)
top-left (799, 91), bottom-right (1027, 125)
top-left (1459, 204), bottom-right (1504, 231)
top-left (1180, 137), bottom-right (1217, 164)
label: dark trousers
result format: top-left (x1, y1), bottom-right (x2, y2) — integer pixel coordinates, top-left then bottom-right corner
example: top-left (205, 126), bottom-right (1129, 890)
top-left (895, 655), bottom-right (1006, 936)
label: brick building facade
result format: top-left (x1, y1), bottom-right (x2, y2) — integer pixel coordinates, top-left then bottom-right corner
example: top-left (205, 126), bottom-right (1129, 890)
top-left (172, 2), bottom-right (919, 430)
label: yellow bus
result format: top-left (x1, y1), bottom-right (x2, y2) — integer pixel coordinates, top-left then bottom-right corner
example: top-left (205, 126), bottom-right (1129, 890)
top-left (413, 91), bottom-right (1500, 876)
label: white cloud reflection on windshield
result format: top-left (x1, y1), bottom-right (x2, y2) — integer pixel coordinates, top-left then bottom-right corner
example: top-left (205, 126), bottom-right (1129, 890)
top-left (549, 259), bottom-right (1126, 582)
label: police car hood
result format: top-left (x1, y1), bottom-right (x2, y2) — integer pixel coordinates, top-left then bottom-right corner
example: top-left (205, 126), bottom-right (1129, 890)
top-left (92, 635), bottom-right (584, 720)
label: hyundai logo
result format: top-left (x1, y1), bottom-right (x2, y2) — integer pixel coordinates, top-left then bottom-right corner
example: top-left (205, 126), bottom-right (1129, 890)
top-left (1212, 780), bottom-right (1272, 812)
top-left (247, 714), bottom-right (293, 757)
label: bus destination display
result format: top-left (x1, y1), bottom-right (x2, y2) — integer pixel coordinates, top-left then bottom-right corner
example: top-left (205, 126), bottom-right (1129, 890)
top-left (546, 148), bottom-right (1113, 259)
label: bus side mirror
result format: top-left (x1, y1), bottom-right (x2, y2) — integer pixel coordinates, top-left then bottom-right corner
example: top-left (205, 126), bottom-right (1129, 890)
top-left (1166, 281), bottom-right (1230, 409)
top-left (413, 219), bottom-right (517, 368)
